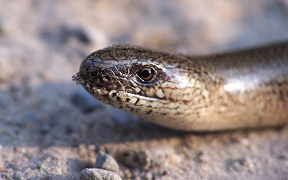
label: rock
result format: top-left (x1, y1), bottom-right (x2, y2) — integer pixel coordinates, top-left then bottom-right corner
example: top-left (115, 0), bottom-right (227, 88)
top-left (40, 124), bottom-right (52, 135)
top-left (72, 27), bottom-right (91, 45)
top-left (225, 158), bottom-right (246, 171)
top-left (80, 168), bottom-right (122, 180)
top-left (0, 21), bottom-right (4, 36)
top-left (115, 150), bottom-right (149, 169)
top-left (141, 171), bottom-right (153, 180)
top-left (40, 25), bottom-right (91, 47)
top-left (95, 152), bottom-right (119, 173)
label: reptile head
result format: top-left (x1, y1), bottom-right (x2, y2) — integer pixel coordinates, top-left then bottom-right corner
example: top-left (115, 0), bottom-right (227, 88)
top-left (74, 45), bottom-right (196, 102)
top-left (73, 45), bottom-right (206, 130)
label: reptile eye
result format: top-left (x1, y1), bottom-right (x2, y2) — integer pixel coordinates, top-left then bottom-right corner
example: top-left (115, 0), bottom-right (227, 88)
top-left (138, 66), bottom-right (155, 81)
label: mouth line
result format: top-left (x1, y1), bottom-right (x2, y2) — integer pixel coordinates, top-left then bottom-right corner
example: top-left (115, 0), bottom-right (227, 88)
top-left (74, 71), bottom-right (160, 102)
top-left (125, 92), bottom-right (159, 101)
top-left (90, 83), bottom-right (159, 102)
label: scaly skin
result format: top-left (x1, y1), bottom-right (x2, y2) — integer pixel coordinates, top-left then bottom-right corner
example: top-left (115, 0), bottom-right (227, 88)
top-left (73, 42), bottom-right (288, 131)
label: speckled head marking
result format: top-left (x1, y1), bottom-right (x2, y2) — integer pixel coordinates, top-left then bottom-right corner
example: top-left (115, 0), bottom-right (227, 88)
top-left (73, 45), bottom-right (209, 129)
top-left (74, 42), bottom-right (288, 131)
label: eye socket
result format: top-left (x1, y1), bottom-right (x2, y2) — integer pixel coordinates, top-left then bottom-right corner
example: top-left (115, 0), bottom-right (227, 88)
top-left (137, 66), bottom-right (155, 81)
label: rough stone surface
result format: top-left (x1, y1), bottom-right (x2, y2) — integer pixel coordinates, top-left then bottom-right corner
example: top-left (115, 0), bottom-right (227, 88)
top-left (95, 152), bottom-right (119, 173)
top-left (1, 0), bottom-right (288, 179)
top-left (80, 168), bottom-right (122, 180)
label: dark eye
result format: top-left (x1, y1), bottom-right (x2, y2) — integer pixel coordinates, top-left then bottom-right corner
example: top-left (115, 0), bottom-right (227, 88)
top-left (138, 66), bottom-right (155, 81)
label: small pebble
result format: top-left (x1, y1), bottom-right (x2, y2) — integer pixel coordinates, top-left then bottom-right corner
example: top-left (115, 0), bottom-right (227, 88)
top-left (41, 124), bottom-right (52, 135)
top-left (95, 152), bottom-right (119, 173)
top-left (73, 27), bottom-right (91, 44)
top-left (0, 21), bottom-right (4, 35)
top-left (278, 154), bottom-right (287, 160)
top-left (80, 168), bottom-right (122, 180)
top-left (116, 150), bottom-right (149, 169)
top-left (71, 89), bottom-right (104, 113)
top-left (142, 171), bottom-right (153, 180)
top-left (0, 97), bottom-right (8, 108)
top-left (225, 158), bottom-right (246, 171)
top-left (40, 25), bottom-right (91, 46)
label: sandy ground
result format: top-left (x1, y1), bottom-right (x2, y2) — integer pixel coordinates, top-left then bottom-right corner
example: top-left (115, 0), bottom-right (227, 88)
top-left (1, 0), bottom-right (288, 179)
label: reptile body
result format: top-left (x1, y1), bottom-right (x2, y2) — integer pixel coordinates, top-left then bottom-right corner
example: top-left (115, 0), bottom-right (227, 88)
top-left (73, 42), bottom-right (288, 131)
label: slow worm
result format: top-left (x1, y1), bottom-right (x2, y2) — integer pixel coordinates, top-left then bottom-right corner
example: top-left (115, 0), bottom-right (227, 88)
top-left (73, 42), bottom-right (288, 131)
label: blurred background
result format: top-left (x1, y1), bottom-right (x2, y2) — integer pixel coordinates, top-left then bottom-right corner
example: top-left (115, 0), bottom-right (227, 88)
top-left (1, 0), bottom-right (288, 179)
